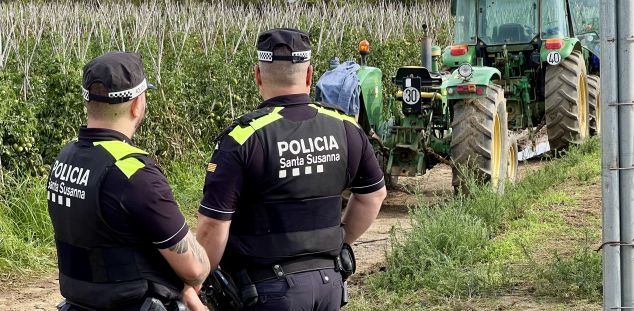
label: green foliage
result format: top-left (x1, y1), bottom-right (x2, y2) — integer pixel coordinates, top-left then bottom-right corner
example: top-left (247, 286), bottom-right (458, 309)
top-left (165, 152), bottom-right (209, 224)
top-left (378, 207), bottom-right (490, 296)
top-left (0, 1), bottom-right (453, 178)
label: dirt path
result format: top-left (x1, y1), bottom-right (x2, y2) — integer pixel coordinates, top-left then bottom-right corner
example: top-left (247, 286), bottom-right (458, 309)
top-left (349, 164), bottom-right (453, 278)
top-left (0, 275), bottom-right (61, 311)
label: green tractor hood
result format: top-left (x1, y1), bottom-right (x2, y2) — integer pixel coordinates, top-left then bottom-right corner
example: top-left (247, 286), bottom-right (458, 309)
top-left (357, 65), bottom-right (384, 130)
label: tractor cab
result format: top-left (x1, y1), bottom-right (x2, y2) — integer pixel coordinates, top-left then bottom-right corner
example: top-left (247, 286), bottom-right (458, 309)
top-left (443, 0), bottom-right (600, 131)
top-left (570, 0), bottom-right (600, 70)
top-left (445, 0), bottom-right (577, 73)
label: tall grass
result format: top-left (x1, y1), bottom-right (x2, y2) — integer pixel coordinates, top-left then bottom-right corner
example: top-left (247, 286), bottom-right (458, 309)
top-left (0, 173), bottom-right (55, 276)
top-left (371, 138), bottom-right (602, 300)
top-left (0, 154), bottom-right (211, 276)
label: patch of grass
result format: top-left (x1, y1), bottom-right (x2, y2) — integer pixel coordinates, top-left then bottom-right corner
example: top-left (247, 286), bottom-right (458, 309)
top-left (361, 138), bottom-right (601, 308)
top-left (375, 204), bottom-right (492, 297)
top-left (164, 152), bottom-right (209, 225)
top-left (0, 173), bottom-right (56, 276)
top-left (532, 234), bottom-right (602, 302)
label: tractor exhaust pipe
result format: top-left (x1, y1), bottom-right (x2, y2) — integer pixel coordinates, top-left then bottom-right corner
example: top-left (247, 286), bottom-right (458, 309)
top-left (421, 24), bottom-right (433, 71)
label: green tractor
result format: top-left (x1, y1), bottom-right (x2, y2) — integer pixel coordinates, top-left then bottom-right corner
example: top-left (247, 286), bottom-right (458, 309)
top-left (321, 0), bottom-right (599, 192)
top-left (442, 0), bottom-right (601, 151)
top-left (325, 27), bottom-right (512, 192)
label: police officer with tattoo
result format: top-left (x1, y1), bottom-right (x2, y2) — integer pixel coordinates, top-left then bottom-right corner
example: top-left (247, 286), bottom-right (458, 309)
top-left (196, 28), bottom-right (387, 311)
top-left (47, 52), bottom-right (210, 311)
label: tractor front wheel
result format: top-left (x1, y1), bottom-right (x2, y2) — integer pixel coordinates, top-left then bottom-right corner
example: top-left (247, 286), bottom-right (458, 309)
top-left (450, 84), bottom-right (509, 194)
top-left (545, 50), bottom-right (590, 150)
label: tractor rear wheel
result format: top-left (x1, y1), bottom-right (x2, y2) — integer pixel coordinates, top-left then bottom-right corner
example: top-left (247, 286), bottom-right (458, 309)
top-left (545, 50), bottom-right (590, 150)
top-left (507, 136), bottom-right (519, 185)
top-left (587, 75), bottom-right (601, 135)
top-left (450, 84), bottom-right (509, 194)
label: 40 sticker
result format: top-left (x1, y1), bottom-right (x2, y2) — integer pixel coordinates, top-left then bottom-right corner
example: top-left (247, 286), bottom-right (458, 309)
top-left (547, 51), bottom-right (561, 65)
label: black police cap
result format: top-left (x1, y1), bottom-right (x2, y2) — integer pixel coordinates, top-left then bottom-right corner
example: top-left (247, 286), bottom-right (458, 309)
top-left (81, 52), bottom-right (155, 104)
top-left (256, 28), bottom-right (311, 63)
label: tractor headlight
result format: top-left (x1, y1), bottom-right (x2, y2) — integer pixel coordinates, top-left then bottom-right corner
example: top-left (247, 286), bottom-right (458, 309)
top-left (458, 64), bottom-right (473, 79)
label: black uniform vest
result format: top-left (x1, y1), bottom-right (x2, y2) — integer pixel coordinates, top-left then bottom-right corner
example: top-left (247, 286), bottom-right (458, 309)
top-left (222, 103), bottom-right (354, 269)
top-left (47, 140), bottom-right (182, 310)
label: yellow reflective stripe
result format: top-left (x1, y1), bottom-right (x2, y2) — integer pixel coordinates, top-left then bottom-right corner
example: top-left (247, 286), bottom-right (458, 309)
top-left (228, 126), bottom-right (255, 145)
top-left (228, 107), bottom-right (284, 145)
top-left (94, 140), bottom-right (148, 160)
top-left (308, 104), bottom-right (360, 127)
top-left (115, 157), bottom-right (145, 179)
top-left (250, 107), bottom-right (284, 130)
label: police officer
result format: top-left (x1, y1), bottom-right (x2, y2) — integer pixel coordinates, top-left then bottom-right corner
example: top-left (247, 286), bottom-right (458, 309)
top-left (47, 52), bottom-right (210, 311)
top-left (196, 28), bottom-right (387, 310)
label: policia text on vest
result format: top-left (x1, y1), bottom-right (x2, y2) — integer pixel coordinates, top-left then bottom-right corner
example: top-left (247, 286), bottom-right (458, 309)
top-left (277, 135), bottom-right (341, 178)
top-left (48, 160), bottom-right (91, 203)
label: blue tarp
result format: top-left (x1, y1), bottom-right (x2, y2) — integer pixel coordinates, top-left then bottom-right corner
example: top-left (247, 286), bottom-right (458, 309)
top-left (315, 61), bottom-right (361, 116)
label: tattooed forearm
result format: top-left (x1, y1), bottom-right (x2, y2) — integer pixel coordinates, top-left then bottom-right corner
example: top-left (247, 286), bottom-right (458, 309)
top-left (191, 237), bottom-right (208, 265)
top-left (168, 232), bottom-right (210, 286)
top-left (168, 233), bottom-right (191, 254)
top-left (170, 233), bottom-right (209, 264)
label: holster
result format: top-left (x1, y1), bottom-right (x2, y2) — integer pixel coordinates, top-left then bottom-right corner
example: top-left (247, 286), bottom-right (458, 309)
top-left (140, 298), bottom-right (168, 311)
top-left (336, 243), bottom-right (356, 281)
top-left (200, 268), bottom-right (252, 311)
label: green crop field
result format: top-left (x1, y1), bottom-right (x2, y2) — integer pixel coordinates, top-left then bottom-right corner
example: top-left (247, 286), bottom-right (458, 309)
top-left (0, 0), bottom-right (452, 174)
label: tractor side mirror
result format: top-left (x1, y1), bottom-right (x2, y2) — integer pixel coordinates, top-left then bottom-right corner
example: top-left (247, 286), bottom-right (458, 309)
top-left (451, 0), bottom-right (457, 16)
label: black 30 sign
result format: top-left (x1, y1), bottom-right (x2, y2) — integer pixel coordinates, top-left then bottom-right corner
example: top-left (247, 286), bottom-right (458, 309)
top-left (403, 78), bottom-right (421, 105)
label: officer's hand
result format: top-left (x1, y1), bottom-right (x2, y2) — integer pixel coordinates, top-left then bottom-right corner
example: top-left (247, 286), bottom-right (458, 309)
top-left (183, 285), bottom-right (208, 311)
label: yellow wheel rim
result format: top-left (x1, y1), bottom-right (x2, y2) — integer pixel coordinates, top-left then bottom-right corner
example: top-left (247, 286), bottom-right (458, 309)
top-left (491, 113), bottom-right (502, 189)
top-left (507, 142), bottom-right (517, 181)
top-left (579, 73), bottom-right (588, 138)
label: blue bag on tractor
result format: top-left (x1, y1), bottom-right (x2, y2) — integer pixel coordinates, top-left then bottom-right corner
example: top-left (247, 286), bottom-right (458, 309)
top-left (315, 60), bottom-right (361, 116)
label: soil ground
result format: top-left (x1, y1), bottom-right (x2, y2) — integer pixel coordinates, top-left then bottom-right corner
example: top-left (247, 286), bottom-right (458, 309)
top-left (0, 159), bottom-right (577, 311)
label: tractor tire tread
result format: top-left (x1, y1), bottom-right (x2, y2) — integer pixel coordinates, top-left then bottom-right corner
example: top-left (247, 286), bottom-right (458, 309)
top-left (450, 84), bottom-right (508, 193)
top-left (587, 75), bottom-right (600, 135)
top-left (545, 50), bottom-right (589, 150)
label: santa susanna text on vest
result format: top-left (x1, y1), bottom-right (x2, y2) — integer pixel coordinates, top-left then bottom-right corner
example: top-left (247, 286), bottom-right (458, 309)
top-left (277, 135), bottom-right (341, 170)
top-left (47, 160), bottom-right (90, 200)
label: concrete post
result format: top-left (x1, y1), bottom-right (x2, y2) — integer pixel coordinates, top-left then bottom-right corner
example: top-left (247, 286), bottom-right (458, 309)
top-left (601, 0), bottom-right (621, 309)
top-left (618, 0), bottom-right (634, 307)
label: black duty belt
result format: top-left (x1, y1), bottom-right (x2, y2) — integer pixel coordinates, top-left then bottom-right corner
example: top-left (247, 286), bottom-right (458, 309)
top-left (248, 257), bottom-right (336, 284)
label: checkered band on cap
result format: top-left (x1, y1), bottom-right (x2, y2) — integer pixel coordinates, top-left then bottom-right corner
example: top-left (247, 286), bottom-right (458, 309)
top-left (81, 79), bottom-right (148, 101)
top-left (81, 87), bottom-right (90, 101)
top-left (258, 51), bottom-right (274, 62)
top-left (292, 50), bottom-right (311, 61)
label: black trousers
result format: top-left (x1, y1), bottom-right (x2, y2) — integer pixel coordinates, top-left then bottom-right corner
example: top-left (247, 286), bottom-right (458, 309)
top-left (246, 268), bottom-right (343, 311)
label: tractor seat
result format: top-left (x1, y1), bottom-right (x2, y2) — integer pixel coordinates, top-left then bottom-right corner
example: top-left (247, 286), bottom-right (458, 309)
top-left (494, 23), bottom-right (528, 43)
